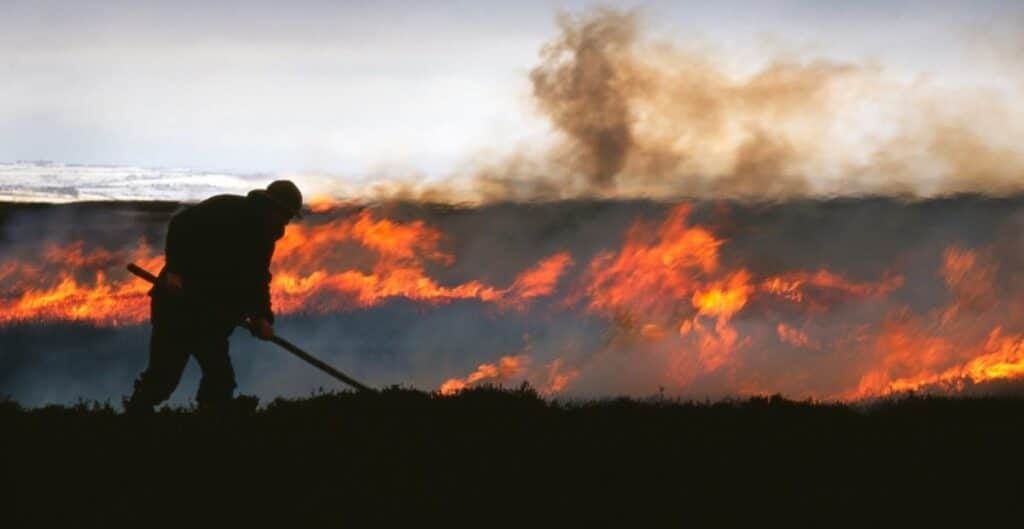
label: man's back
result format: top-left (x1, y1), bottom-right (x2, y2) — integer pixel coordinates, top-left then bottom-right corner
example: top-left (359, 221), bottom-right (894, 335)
top-left (164, 194), bottom-right (275, 321)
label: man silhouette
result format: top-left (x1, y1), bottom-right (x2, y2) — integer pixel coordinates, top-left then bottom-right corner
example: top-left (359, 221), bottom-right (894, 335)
top-left (125, 180), bottom-right (302, 413)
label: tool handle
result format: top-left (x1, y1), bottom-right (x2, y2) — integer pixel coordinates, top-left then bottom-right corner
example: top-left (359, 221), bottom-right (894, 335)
top-left (269, 335), bottom-right (375, 393)
top-left (126, 262), bottom-right (375, 393)
top-left (127, 263), bottom-right (159, 284)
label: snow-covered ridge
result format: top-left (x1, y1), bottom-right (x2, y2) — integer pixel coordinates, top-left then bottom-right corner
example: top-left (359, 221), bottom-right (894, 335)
top-left (0, 162), bottom-right (269, 203)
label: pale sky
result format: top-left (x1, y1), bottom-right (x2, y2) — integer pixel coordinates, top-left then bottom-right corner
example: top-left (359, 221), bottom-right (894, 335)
top-left (1, 0), bottom-right (1021, 182)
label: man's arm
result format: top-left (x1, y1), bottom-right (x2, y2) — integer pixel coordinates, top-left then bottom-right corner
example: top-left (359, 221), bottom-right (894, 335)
top-left (243, 239), bottom-right (276, 339)
top-left (162, 210), bottom-right (197, 295)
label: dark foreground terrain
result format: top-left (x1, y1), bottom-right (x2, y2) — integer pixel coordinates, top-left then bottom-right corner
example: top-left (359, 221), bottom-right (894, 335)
top-left (3, 387), bottom-right (1022, 527)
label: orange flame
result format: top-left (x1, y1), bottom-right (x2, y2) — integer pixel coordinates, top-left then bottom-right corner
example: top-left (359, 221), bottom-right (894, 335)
top-left (439, 355), bottom-right (531, 395)
top-left (761, 270), bottom-right (903, 306)
top-left (776, 323), bottom-right (813, 348)
top-left (0, 240), bottom-right (164, 326)
top-left (499, 252), bottom-right (574, 311)
top-left (579, 205), bottom-right (722, 319)
top-left (692, 271), bottom-right (754, 320)
top-left (542, 359), bottom-right (581, 393)
top-left (852, 326), bottom-right (1024, 398)
top-left (8, 202), bottom-right (1024, 401)
top-left (573, 204), bottom-right (899, 388)
top-left (438, 354), bottom-right (580, 395)
top-left (270, 211), bottom-right (571, 313)
top-left (0, 210), bottom-right (571, 326)
top-left (845, 247), bottom-right (1024, 398)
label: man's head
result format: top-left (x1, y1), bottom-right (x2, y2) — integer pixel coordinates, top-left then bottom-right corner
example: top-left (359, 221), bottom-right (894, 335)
top-left (248, 180), bottom-right (303, 239)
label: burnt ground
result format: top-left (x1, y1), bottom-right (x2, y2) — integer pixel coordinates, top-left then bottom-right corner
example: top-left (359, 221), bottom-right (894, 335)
top-left (2, 387), bottom-right (1022, 527)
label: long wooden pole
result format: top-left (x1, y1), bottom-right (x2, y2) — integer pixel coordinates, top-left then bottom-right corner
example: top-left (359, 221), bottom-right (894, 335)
top-left (127, 263), bottom-right (374, 393)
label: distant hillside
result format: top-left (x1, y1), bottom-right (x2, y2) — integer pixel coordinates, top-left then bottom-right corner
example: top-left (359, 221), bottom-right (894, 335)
top-left (0, 161), bottom-right (262, 203)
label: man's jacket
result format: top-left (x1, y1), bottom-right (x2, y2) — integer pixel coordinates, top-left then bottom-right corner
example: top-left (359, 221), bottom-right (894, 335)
top-left (159, 194), bottom-right (276, 324)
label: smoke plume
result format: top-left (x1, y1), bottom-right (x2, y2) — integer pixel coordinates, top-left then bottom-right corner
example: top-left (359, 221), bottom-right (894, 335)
top-left (465, 8), bottom-right (1024, 201)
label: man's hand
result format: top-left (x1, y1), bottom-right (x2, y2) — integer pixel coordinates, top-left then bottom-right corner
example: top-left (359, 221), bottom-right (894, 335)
top-left (249, 317), bottom-right (275, 341)
top-left (163, 272), bottom-right (184, 296)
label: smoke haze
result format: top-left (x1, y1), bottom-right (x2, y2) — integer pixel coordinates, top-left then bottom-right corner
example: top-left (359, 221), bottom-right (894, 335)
top-left (5, 196), bottom-right (1024, 406)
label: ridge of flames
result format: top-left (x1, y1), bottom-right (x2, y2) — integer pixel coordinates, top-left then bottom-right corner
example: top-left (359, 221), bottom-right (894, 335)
top-left (444, 206), bottom-right (1024, 399)
top-left (3, 204), bottom-right (1024, 400)
top-left (0, 211), bottom-right (573, 326)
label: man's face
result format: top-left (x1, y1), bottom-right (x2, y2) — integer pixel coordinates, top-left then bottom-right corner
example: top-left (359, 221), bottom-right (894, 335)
top-left (265, 208), bottom-right (291, 240)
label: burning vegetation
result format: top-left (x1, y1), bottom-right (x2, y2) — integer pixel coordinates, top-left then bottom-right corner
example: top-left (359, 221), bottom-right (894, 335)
top-left (4, 197), bottom-right (1024, 402)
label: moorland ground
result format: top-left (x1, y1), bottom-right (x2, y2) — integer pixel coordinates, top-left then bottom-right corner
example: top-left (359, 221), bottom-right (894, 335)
top-left (3, 386), bottom-right (1022, 526)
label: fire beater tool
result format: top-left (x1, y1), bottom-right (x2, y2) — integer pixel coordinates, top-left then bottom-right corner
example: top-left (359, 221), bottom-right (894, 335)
top-left (126, 262), bottom-right (374, 393)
